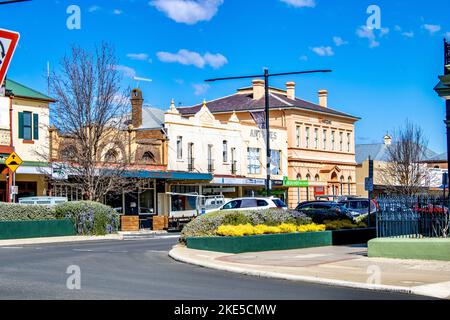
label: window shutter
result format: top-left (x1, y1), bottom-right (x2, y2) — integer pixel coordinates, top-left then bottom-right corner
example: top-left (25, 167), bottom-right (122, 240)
top-left (33, 113), bottom-right (39, 140)
top-left (18, 112), bottom-right (24, 139)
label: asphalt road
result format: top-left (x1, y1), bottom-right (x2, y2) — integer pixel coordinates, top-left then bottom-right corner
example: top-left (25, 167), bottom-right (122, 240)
top-left (0, 236), bottom-right (427, 300)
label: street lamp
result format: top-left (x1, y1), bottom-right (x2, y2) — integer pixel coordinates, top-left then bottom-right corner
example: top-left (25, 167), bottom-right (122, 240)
top-left (434, 39), bottom-right (450, 200)
top-left (206, 68), bottom-right (332, 196)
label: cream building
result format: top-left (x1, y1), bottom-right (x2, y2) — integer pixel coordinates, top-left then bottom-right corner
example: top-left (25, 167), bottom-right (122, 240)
top-left (177, 80), bottom-right (359, 208)
top-left (165, 99), bottom-right (288, 199)
top-left (0, 79), bottom-right (54, 202)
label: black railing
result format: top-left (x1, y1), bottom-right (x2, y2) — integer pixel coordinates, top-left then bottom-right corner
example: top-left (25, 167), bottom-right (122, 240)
top-left (376, 196), bottom-right (450, 238)
top-left (188, 158), bottom-right (195, 172)
top-left (231, 161), bottom-right (237, 175)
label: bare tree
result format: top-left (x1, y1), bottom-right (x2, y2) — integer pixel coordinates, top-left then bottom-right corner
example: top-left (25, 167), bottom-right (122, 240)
top-left (380, 121), bottom-right (430, 196)
top-left (49, 43), bottom-right (133, 201)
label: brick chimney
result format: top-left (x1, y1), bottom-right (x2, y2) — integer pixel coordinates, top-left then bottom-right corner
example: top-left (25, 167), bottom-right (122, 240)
top-left (131, 88), bottom-right (143, 128)
top-left (318, 89), bottom-right (328, 108)
top-left (286, 82), bottom-right (296, 100)
top-left (252, 79), bottom-right (265, 100)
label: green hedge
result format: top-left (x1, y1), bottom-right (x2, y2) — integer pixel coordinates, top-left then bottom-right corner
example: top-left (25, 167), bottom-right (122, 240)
top-left (0, 201), bottom-right (119, 236)
top-left (0, 203), bottom-right (56, 221)
top-left (55, 201), bottom-right (119, 236)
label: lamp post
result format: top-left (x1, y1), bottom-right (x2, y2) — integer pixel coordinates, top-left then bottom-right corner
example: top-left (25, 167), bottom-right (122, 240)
top-left (434, 39), bottom-right (450, 201)
top-left (205, 68), bottom-right (331, 196)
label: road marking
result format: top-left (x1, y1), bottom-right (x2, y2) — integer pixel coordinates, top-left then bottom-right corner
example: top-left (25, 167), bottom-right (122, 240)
top-left (0, 246), bottom-right (24, 249)
top-left (292, 254), bottom-right (331, 259)
top-left (73, 249), bottom-right (94, 252)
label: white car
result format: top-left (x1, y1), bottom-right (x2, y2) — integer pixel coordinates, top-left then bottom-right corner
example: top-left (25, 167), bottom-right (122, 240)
top-left (219, 197), bottom-right (288, 212)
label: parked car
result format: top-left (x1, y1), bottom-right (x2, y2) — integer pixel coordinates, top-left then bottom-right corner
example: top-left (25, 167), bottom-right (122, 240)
top-left (18, 197), bottom-right (68, 205)
top-left (219, 197), bottom-right (288, 212)
top-left (338, 198), bottom-right (378, 218)
top-left (295, 201), bottom-right (351, 223)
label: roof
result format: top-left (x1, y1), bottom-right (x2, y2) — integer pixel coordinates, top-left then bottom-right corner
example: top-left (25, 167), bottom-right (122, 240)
top-left (5, 79), bottom-right (55, 102)
top-left (177, 88), bottom-right (359, 120)
top-left (356, 143), bottom-right (439, 164)
top-left (426, 152), bottom-right (447, 162)
top-left (141, 105), bottom-right (165, 129)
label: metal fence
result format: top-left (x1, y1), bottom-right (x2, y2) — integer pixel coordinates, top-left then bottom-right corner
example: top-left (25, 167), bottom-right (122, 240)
top-left (376, 196), bottom-right (450, 238)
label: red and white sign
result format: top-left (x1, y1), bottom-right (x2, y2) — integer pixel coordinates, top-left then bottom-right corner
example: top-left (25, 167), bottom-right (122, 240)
top-left (0, 28), bottom-right (20, 87)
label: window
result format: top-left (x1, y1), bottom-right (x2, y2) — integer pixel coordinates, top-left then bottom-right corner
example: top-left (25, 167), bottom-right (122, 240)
top-left (241, 199), bottom-right (258, 208)
top-left (223, 140), bottom-right (228, 162)
top-left (331, 131), bottom-right (336, 150)
top-left (247, 147), bottom-right (261, 174)
top-left (323, 129), bottom-right (327, 150)
top-left (257, 200), bottom-right (269, 207)
top-left (296, 125), bottom-right (301, 147)
top-left (23, 112), bottom-right (32, 140)
top-left (305, 127), bottom-right (310, 148)
top-left (222, 200), bottom-right (241, 210)
top-left (142, 151), bottom-right (155, 163)
top-left (347, 133), bottom-right (351, 152)
top-left (314, 128), bottom-right (319, 149)
top-left (188, 143), bottom-right (194, 171)
top-left (208, 144), bottom-right (214, 173)
top-left (105, 149), bottom-right (118, 163)
top-left (270, 150), bottom-right (281, 175)
top-left (60, 145), bottom-right (77, 161)
top-left (231, 148), bottom-right (237, 174)
top-left (176, 136), bottom-right (183, 160)
top-left (339, 132), bottom-right (343, 151)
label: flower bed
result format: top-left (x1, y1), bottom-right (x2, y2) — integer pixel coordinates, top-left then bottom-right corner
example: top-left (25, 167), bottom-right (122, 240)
top-left (216, 223), bottom-right (326, 237)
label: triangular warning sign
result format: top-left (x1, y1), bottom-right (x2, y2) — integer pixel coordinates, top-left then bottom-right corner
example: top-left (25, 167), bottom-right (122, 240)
top-left (0, 28), bottom-right (20, 88)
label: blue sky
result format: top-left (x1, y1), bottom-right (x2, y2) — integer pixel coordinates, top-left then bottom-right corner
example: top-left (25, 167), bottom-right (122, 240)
top-left (1, 0), bottom-right (450, 153)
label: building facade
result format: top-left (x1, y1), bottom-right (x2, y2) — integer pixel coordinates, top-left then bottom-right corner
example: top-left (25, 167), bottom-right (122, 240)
top-left (0, 79), bottom-right (54, 202)
top-left (176, 80), bottom-right (359, 208)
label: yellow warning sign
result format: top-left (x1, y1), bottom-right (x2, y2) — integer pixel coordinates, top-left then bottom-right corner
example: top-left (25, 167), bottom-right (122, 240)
top-left (5, 152), bottom-right (23, 173)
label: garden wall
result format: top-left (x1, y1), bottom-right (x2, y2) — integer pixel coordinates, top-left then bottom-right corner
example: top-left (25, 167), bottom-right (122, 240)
top-left (0, 219), bottom-right (76, 240)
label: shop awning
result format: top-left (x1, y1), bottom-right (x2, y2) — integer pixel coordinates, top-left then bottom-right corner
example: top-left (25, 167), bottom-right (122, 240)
top-left (123, 170), bottom-right (213, 181)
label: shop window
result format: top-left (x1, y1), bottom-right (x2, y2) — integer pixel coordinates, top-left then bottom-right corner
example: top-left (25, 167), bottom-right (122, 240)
top-left (270, 150), bottom-right (281, 175)
top-left (247, 147), bottom-right (261, 174)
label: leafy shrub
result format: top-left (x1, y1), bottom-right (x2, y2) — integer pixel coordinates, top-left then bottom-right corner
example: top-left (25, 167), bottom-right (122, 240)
top-left (180, 209), bottom-right (312, 243)
top-left (324, 219), bottom-right (367, 231)
top-left (0, 203), bottom-right (57, 221)
top-left (216, 223), bottom-right (326, 237)
top-left (55, 201), bottom-right (119, 236)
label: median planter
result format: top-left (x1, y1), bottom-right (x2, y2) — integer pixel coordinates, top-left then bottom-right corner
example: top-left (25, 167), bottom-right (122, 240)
top-left (0, 219), bottom-right (76, 240)
top-left (187, 231), bottom-right (332, 254)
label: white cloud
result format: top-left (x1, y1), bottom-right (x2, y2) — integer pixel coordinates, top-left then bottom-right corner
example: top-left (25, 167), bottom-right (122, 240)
top-left (356, 26), bottom-right (380, 48)
top-left (333, 36), bottom-right (348, 47)
top-left (157, 49), bottom-right (228, 69)
top-left (174, 79), bottom-right (185, 85)
top-left (113, 9), bottom-right (123, 15)
top-left (150, 0), bottom-right (223, 25)
top-left (112, 65), bottom-right (136, 78)
top-left (280, 0), bottom-right (316, 8)
top-left (193, 83), bottom-right (210, 96)
top-left (89, 5), bottom-right (101, 13)
top-left (402, 31), bottom-right (415, 38)
top-left (311, 46), bottom-right (334, 57)
top-left (423, 24), bottom-right (441, 35)
top-left (127, 53), bottom-right (152, 62)
top-left (299, 55), bottom-right (308, 61)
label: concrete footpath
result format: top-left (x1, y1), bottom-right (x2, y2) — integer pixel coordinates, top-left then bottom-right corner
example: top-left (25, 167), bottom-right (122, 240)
top-left (170, 244), bottom-right (450, 299)
top-left (0, 230), bottom-right (169, 246)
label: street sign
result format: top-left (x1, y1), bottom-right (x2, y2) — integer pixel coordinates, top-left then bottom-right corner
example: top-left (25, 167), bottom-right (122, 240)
top-left (365, 177), bottom-right (374, 192)
top-left (5, 151), bottom-right (23, 173)
top-left (0, 28), bottom-right (20, 87)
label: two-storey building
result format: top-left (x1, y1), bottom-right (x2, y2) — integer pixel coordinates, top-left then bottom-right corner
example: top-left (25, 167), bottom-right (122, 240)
top-left (0, 79), bottom-right (54, 202)
top-left (176, 80), bottom-right (359, 208)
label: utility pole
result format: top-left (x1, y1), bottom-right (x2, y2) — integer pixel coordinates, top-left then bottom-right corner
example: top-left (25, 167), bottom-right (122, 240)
top-left (205, 68), bottom-right (332, 196)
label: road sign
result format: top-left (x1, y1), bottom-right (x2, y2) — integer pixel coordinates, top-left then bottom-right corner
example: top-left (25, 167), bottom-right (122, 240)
top-left (365, 177), bottom-right (374, 192)
top-left (5, 151), bottom-right (23, 173)
top-left (0, 28), bottom-right (20, 87)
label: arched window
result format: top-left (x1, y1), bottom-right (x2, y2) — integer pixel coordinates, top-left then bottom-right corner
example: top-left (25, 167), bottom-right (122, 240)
top-left (297, 174), bottom-right (302, 180)
top-left (315, 174), bottom-right (320, 181)
top-left (306, 174), bottom-right (311, 201)
top-left (60, 145), bottom-right (76, 161)
top-left (348, 176), bottom-right (352, 195)
top-left (105, 149), bottom-right (118, 163)
top-left (340, 176), bottom-right (345, 195)
top-left (142, 151), bottom-right (155, 163)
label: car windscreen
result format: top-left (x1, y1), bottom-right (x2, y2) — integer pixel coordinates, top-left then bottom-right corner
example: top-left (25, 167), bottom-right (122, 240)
top-left (272, 199), bottom-right (287, 208)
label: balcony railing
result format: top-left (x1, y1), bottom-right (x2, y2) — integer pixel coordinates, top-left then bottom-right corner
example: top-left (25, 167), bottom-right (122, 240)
top-left (188, 158), bottom-right (195, 172)
top-left (208, 160), bottom-right (215, 173)
top-left (231, 161), bottom-right (237, 175)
